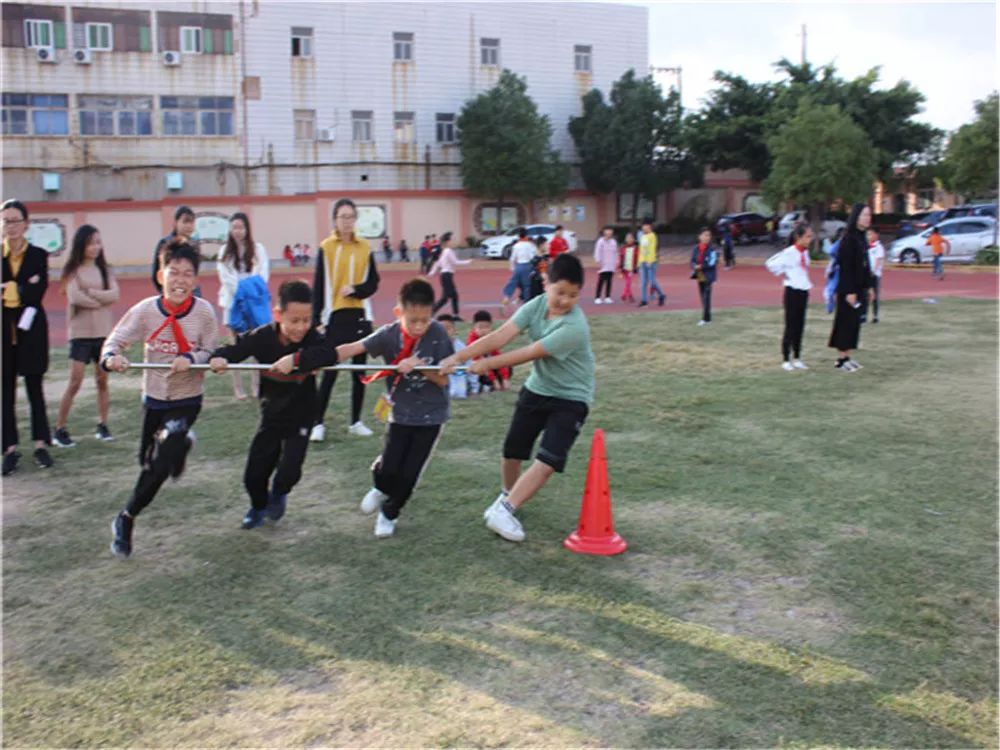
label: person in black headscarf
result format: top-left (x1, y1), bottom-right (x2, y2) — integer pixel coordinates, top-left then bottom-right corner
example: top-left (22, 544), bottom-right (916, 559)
top-left (828, 202), bottom-right (872, 371)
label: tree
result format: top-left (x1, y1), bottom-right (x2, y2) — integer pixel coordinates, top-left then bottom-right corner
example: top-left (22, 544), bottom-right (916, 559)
top-left (570, 69), bottom-right (697, 226)
top-left (941, 92), bottom-right (999, 199)
top-left (763, 100), bottom-right (877, 238)
top-left (457, 70), bottom-right (567, 231)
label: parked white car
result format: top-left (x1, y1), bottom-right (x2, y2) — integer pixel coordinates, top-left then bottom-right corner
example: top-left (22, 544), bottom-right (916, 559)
top-left (479, 224), bottom-right (578, 259)
top-left (889, 217), bottom-right (997, 264)
top-left (776, 211), bottom-right (846, 243)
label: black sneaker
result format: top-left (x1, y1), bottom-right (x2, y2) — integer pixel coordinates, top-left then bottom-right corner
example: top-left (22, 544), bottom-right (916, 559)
top-left (658, 293), bottom-right (666, 307)
top-left (53, 427), bottom-right (76, 448)
top-left (95, 423), bottom-right (115, 442)
top-left (266, 491), bottom-right (288, 522)
top-left (169, 430), bottom-right (196, 480)
top-left (110, 512), bottom-right (134, 559)
top-left (2, 451), bottom-right (21, 476)
top-left (33, 447), bottom-right (54, 469)
top-left (242, 507), bottom-right (267, 529)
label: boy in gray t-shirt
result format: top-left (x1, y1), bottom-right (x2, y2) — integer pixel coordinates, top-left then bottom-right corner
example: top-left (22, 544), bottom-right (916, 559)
top-left (330, 278), bottom-right (452, 538)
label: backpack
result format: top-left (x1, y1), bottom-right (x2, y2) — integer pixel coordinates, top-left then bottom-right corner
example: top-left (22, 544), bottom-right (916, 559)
top-left (824, 239), bottom-right (840, 313)
top-left (228, 275), bottom-right (272, 333)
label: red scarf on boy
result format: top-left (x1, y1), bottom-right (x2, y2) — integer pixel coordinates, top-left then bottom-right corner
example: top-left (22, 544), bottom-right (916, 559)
top-left (361, 325), bottom-right (421, 385)
top-left (147, 296), bottom-right (194, 354)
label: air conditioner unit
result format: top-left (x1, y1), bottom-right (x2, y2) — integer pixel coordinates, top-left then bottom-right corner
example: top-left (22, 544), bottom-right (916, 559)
top-left (35, 46), bottom-right (56, 63)
top-left (317, 128), bottom-right (335, 142)
top-left (73, 48), bottom-right (92, 64)
top-left (162, 50), bottom-right (181, 66)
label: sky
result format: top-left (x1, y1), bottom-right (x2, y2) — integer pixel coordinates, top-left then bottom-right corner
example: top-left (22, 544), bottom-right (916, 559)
top-left (632, 0), bottom-right (997, 132)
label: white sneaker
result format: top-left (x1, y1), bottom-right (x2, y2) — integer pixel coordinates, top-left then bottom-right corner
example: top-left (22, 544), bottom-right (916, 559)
top-left (361, 487), bottom-right (388, 515)
top-left (594, 298), bottom-right (602, 305)
top-left (309, 424), bottom-right (325, 442)
top-left (485, 501), bottom-right (525, 542)
top-left (697, 320), bottom-right (708, 326)
top-left (348, 421), bottom-right (374, 437)
top-left (792, 359), bottom-right (809, 370)
top-left (782, 361), bottom-right (795, 372)
top-left (374, 511), bottom-right (396, 538)
top-left (847, 359), bottom-right (863, 370)
top-left (603, 297), bottom-right (613, 304)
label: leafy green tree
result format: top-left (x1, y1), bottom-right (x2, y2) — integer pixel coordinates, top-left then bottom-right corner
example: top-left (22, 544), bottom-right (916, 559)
top-left (457, 70), bottom-right (567, 228)
top-left (763, 100), bottom-right (877, 236)
top-left (941, 92), bottom-right (999, 199)
top-left (570, 69), bottom-right (697, 226)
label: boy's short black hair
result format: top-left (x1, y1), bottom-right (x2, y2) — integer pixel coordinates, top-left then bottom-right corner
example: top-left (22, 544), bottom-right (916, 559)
top-left (641, 217), bottom-right (653, 227)
top-left (160, 241), bottom-right (200, 273)
top-left (436, 313), bottom-right (454, 322)
top-left (554, 224), bottom-right (563, 231)
top-left (547, 252), bottom-right (584, 287)
top-left (472, 309), bottom-right (492, 323)
top-left (699, 226), bottom-right (711, 235)
top-left (278, 280), bottom-right (312, 309)
top-left (517, 227), bottom-right (528, 238)
top-left (399, 278), bottom-right (435, 307)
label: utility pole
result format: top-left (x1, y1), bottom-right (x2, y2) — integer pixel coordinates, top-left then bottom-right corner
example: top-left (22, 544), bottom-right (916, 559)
top-left (801, 24), bottom-right (807, 65)
top-left (649, 65), bottom-right (682, 110)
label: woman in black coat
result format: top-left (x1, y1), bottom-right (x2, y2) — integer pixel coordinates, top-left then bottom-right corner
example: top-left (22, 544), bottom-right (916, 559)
top-left (828, 202), bottom-right (872, 371)
top-left (2, 199), bottom-right (54, 474)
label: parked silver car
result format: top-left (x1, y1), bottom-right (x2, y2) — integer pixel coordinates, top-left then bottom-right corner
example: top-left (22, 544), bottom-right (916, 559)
top-left (479, 224), bottom-right (578, 259)
top-left (889, 217), bottom-right (997, 264)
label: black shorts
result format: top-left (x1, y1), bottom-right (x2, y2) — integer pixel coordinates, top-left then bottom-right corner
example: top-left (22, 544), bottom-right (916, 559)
top-left (502, 387), bottom-right (589, 473)
top-left (69, 337), bottom-right (105, 364)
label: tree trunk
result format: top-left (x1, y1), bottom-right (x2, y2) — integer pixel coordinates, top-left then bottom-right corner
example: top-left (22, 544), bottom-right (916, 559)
top-left (631, 192), bottom-right (639, 232)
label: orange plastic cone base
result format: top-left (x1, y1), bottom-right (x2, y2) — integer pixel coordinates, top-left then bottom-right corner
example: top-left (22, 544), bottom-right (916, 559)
top-left (563, 428), bottom-right (628, 556)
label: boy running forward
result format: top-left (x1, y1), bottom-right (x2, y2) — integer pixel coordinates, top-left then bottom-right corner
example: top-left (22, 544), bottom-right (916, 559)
top-left (274, 278), bottom-right (453, 538)
top-left (102, 243), bottom-right (219, 559)
top-left (440, 253), bottom-right (595, 543)
top-left (210, 281), bottom-right (334, 529)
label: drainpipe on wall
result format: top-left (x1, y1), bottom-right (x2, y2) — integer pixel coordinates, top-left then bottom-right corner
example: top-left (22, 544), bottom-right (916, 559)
top-left (239, 0), bottom-right (250, 196)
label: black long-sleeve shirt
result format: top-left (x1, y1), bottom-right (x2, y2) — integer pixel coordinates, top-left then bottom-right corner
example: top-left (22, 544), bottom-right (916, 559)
top-left (211, 323), bottom-right (336, 430)
top-left (836, 230), bottom-right (871, 296)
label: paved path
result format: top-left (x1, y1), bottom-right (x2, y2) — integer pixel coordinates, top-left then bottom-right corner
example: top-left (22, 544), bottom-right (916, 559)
top-left (42, 256), bottom-right (997, 346)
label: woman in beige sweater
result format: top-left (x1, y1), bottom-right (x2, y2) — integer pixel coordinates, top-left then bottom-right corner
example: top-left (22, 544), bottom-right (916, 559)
top-left (53, 225), bottom-right (120, 447)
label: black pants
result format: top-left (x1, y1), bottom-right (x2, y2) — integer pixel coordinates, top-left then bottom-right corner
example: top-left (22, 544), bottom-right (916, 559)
top-left (782, 287), bottom-right (809, 361)
top-left (698, 281), bottom-right (713, 322)
top-left (315, 311), bottom-right (371, 426)
top-left (126, 404), bottom-right (200, 517)
top-left (244, 422), bottom-right (310, 509)
top-left (596, 271), bottom-right (613, 299)
top-left (2, 368), bottom-right (50, 452)
top-left (829, 293), bottom-right (862, 351)
top-left (372, 423), bottom-right (442, 520)
top-left (432, 272), bottom-right (460, 315)
top-left (724, 245), bottom-right (735, 267)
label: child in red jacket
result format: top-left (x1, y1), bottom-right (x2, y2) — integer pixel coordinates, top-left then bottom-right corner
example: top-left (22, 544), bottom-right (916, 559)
top-left (467, 310), bottom-right (510, 392)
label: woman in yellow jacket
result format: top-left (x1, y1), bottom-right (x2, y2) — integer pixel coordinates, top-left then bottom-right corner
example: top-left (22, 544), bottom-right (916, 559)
top-left (310, 198), bottom-right (381, 441)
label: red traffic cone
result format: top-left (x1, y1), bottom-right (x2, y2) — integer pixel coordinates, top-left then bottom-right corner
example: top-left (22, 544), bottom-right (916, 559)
top-left (564, 429), bottom-right (627, 555)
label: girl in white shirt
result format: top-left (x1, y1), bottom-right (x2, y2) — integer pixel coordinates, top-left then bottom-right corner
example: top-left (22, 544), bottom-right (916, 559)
top-left (218, 212), bottom-right (270, 399)
top-left (428, 231), bottom-right (472, 317)
top-left (765, 223), bottom-right (814, 371)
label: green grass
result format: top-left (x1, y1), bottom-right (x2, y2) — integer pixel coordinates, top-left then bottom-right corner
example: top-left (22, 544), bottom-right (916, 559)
top-left (4, 299), bottom-right (997, 748)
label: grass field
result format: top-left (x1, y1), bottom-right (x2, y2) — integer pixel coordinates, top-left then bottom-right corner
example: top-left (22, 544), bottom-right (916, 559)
top-left (4, 298), bottom-right (997, 748)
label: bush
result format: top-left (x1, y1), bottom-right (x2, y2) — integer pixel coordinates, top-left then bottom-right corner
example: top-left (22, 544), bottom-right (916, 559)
top-left (808, 242), bottom-right (827, 261)
top-left (974, 246), bottom-right (999, 265)
top-left (465, 235), bottom-right (480, 248)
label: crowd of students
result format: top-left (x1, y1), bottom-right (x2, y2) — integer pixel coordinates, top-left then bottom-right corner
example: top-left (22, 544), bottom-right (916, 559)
top-left (2, 196), bottom-right (893, 556)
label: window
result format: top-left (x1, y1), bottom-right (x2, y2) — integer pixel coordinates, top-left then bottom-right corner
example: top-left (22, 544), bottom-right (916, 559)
top-left (24, 19), bottom-right (53, 48)
top-left (480, 37), bottom-right (499, 66)
top-left (574, 44), bottom-right (592, 72)
top-left (393, 111), bottom-right (414, 143)
top-left (393, 32), bottom-right (413, 61)
top-left (180, 26), bottom-right (202, 53)
top-left (161, 96), bottom-right (234, 136)
top-left (294, 109), bottom-right (315, 141)
top-left (436, 112), bottom-right (455, 144)
top-left (352, 110), bottom-right (373, 143)
top-left (2, 94), bottom-right (69, 135)
top-left (291, 27), bottom-right (312, 58)
top-left (86, 22), bottom-right (112, 51)
top-left (79, 95), bottom-right (152, 136)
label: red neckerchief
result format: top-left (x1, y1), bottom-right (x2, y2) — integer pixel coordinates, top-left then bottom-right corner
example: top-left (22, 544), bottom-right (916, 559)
top-left (795, 243), bottom-right (809, 269)
top-left (147, 296), bottom-right (194, 354)
top-left (697, 243), bottom-right (708, 265)
top-left (361, 325), bottom-right (421, 385)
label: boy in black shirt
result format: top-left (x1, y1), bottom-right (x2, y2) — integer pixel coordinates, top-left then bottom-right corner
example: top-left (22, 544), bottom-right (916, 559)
top-left (210, 280), bottom-right (336, 529)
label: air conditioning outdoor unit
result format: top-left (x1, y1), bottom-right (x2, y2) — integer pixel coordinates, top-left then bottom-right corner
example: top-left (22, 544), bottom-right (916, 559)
top-left (317, 128), bottom-right (335, 142)
top-left (36, 46), bottom-right (56, 63)
top-left (73, 48), bottom-right (92, 64)
top-left (162, 50), bottom-right (181, 66)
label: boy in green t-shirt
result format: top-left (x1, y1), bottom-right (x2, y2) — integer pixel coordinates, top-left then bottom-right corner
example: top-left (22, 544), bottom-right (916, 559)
top-left (440, 253), bottom-right (595, 543)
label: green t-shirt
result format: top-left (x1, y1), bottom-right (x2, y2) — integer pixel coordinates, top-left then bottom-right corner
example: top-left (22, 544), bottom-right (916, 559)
top-left (511, 295), bottom-right (595, 405)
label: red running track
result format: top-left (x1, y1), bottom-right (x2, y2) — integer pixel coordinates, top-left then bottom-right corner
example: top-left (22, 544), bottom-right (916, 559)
top-left (41, 259), bottom-right (998, 346)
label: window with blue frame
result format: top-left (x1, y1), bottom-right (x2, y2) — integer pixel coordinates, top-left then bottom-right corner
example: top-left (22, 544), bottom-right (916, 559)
top-left (78, 95), bottom-right (153, 136)
top-left (2, 93), bottom-right (68, 135)
top-left (161, 95), bottom-right (234, 136)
